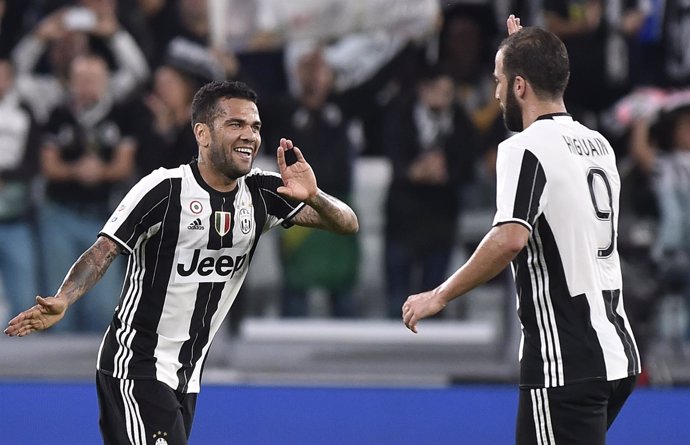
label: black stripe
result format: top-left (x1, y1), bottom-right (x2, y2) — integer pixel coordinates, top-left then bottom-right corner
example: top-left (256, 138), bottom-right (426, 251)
top-left (101, 179), bottom-right (182, 378)
top-left (516, 216), bottom-right (611, 387)
top-left (129, 179), bottom-right (182, 378)
top-left (513, 151), bottom-right (546, 225)
top-left (603, 289), bottom-right (640, 374)
top-left (176, 282), bottom-right (224, 392)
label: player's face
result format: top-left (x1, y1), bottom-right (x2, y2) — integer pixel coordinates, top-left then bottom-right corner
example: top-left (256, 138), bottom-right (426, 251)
top-left (494, 50), bottom-right (523, 132)
top-left (206, 98), bottom-right (262, 180)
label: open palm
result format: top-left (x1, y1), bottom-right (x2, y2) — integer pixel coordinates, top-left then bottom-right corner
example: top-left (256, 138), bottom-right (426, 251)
top-left (276, 138), bottom-right (318, 201)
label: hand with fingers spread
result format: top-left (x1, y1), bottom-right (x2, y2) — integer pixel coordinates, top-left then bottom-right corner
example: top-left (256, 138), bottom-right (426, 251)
top-left (276, 137), bottom-right (318, 203)
top-left (4, 296), bottom-right (68, 337)
top-left (507, 14), bottom-right (523, 35)
top-left (402, 290), bottom-right (447, 334)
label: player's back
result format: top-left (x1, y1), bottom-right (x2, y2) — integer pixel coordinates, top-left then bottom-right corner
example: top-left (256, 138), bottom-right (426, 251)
top-left (508, 114), bottom-right (622, 295)
top-left (498, 114), bottom-right (639, 387)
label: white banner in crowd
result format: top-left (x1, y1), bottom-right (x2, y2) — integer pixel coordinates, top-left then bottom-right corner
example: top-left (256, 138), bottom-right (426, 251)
top-left (210, 0), bottom-right (440, 52)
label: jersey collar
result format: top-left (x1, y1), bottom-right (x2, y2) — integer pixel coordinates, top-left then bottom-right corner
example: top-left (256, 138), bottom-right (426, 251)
top-left (190, 160), bottom-right (239, 198)
top-left (536, 112), bottom-right (572, 121)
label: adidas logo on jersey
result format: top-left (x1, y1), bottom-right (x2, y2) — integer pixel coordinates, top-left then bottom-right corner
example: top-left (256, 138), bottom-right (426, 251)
top-left (187, 218), bottom-right (205, 230)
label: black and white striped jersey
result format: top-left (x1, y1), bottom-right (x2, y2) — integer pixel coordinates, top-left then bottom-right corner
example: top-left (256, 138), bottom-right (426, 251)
top-left (493, 113), bottom-right (640, 388)
top-left (96, 161), bottom-right (303, 393)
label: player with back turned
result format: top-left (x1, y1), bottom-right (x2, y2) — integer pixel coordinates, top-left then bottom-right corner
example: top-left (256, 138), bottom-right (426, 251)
top-left (402, 16), bottom-right (640, 445)
top-left (5, 80), bottom-right (358, 445)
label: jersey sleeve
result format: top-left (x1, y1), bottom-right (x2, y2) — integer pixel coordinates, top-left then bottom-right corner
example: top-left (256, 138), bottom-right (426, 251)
top-left (492, 142), bottom-right (547, 231)
top-left (99, 169), bottom-right (173, 254)
top-left (250, 170), bottom-right (305, 231)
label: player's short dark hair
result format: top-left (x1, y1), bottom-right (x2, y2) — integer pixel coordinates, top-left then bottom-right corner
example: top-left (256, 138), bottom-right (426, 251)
top-left (498, 27), bottom-right (570, 100)
top-left (191, 80), bottom-right (258, 127)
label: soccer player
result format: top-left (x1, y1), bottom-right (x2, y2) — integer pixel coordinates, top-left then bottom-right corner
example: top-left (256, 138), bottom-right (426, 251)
top-left (402, 16), bottom-right (640, 445)
top-left (4, 80), bottom-right (358, 444)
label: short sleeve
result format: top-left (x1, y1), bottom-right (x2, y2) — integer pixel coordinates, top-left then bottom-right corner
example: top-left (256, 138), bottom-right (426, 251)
top-left (247, 171), bottom-right (305, 231)
top-left (99, 169), bottom-right (173, 254)
top-left (493, 143), bottom-right (547, 231)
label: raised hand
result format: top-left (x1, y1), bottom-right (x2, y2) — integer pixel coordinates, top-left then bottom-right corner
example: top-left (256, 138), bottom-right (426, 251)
top-left (276, 138), bottom-right (318, 202)
top-left (507, 14), bottom-right (522, 35)
top-left (4, 296), bottom-right (68, 337)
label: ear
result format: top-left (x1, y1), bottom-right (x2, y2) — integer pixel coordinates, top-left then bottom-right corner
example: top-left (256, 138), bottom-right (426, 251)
top-left (513, 75), bottom-right (527, 99)
top-left (194, 123), bottom-right (210, 148)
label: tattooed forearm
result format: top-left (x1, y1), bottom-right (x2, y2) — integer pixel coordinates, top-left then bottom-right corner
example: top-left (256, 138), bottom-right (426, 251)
top-left (56, 237), bottom-right (122, 306)
top-left (298, 190), bottom-right (359, 234)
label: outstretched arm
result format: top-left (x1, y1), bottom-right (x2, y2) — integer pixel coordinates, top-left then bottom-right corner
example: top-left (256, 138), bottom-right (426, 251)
top-left (402, 223), bottom-right (529, 333)
top-left (275, 138), bottom-right (359, 234)
top-left (4, 236), bottom-right (121, 337)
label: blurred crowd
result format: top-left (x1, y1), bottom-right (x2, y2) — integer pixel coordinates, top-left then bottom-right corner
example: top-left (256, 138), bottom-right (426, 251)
top-left (1, 0), bottom-right (690, 367)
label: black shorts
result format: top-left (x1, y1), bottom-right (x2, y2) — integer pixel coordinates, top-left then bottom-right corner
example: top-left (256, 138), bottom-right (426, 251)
top-left (96, 371), bottom-right (198, 445)
top-left (516, 375), bottom-right (637, 445)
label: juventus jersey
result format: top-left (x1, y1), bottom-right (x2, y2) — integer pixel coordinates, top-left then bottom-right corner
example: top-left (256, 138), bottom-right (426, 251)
top-left (493, 113), bottom-right (640, 388)
top-left (96, 161), bottom-right (304, 393)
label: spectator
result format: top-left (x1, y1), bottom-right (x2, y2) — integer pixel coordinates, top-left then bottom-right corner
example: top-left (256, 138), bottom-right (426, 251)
top-left (636, 0), bottom-right (690, 87)
top-left (127, 39), bottom-right (224, 178)
top-left (630, 94), bottom-right (690, 345)
top-left (39, 53), bottom-right (136, 332)
top-left (11, 0), bottom-right (149, 123)
top-left (438, 3), bottom-right (506, 187)
top-left (542, 0), bottom-right (646, 131)
top-left (382, 64), bottom-right (478, 319)
top-left (0, 58), bottom-right (40, 323)
top-left (262, 45), bottom-right (360, 317)
top-left (138, 0), bottom-right (239, 81)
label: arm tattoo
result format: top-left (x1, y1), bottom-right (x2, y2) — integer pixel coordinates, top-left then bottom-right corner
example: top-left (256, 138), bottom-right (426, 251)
top-left (56, 237), bottom-right (122, 305)
top-left (294, 191), bottom-right (359, 234)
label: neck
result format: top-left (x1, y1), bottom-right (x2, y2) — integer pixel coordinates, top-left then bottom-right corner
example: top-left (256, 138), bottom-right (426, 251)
top-left (522, 99), bottom-right (567, 129)
top-left (197, 156), bottom-right (237, 193)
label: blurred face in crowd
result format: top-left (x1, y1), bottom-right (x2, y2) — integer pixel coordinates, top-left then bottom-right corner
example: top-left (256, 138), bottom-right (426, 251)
top-left (297, 50), bottom-right (334, 106)
top-left (494, 49), bottom-right (523, 132)
top-left (202, 98), bottom-right (261, 180)
top-left (0, 60), bottom-right (14, 99)
top-left (69, 55), bottom-right (109, 110)
top-left (418, 74), bottom-right (455, 113)
top-left (179, 0), bottom-right (208, 37)
top-left (154, 66), bottom-right (195, 113)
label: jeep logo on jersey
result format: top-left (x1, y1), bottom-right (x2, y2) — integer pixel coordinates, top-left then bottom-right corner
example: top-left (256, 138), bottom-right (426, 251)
top-left (239, 208), bottom-right (251, 234)
top-left (175, 248), bottom-right (247, 283)
top-left (214, 211), bottom-right (232, 236)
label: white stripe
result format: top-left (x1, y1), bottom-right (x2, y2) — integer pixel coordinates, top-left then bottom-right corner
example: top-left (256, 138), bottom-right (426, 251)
top-left (527, 229), bottom-right (565, 387)
top-left (540, 388), bottom-right (557, 444)
top-left (533, 231), bottom-right (564, 386)
top-left (120, 379), bottom-right (146, 445)
top-left (114, 236), bottom-right (147, 377)
top-left (113, 247), bottom-right (140, 375)
top-left (532, 388), bottom-right (556, 445)
top-left (530, 389), bottom-right (546, 445)
top-left (526, 239), bottom-right (555, 387)
top-left (120, 240), bottom-right (148, 374)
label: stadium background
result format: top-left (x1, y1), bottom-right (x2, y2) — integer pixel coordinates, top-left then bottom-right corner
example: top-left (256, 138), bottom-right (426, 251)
top-left (2, 0), bottom-right (690, 443)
